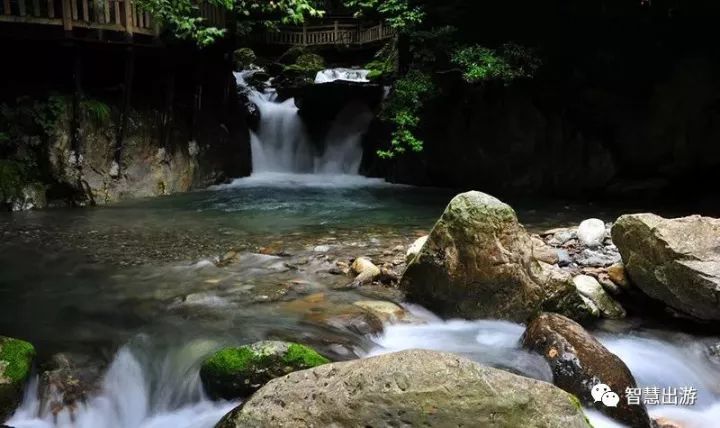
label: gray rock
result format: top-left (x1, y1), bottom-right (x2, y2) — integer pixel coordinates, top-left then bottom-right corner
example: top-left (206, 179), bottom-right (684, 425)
top-left (572, 275), bottom-right (626, 319)
top-left (577, 218), bottom-right (607, 248)
top-left (405, 235), bottom-right (428, 263)
top-left (399, 191), bottom-right (581, 322)
top-left (574, 248), bottom-right (621, 267)
top-left (216, 349), bottom-right (592, 428)
top-left (612, 214), bottom-right (720, 320)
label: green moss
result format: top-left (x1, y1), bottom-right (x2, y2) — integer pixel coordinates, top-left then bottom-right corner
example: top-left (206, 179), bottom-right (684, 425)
top-left (202, 346), bottom-right (255, 378)
top-left (0, 337), bottom-right (35, 384)
top-left (568, 395), bottom-right (593, 427)
top-left (284, 53), bottom-right (325, 77)
top-left (283, 343), bottom-right (330, 367)
top-left (233, 48), bottom-right (257, 70)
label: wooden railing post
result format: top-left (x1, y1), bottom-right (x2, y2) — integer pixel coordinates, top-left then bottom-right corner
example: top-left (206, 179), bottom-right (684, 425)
top-left (302, 22), bottom-right (307, 46)
top-left (62, 0), bottom-right (73, 30)
top-left (124, 0), bottom-right (133, 34)
top-left (333, 20), bottom-right (338, 43)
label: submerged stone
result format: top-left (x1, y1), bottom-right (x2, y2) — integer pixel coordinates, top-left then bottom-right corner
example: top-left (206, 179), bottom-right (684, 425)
top-left (199, 341), bottom-right (329, 400)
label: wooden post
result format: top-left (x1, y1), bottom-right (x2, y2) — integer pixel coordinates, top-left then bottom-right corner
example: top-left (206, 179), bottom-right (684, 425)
top-left (2, 0), bottom-right (9, 15)
top-left (47, 0), bottom-right (54, 17)
top-left (62, 0), bottom-right (72, 30)
top-left (81, 0), bottom-right (87, 21)
top-left (18, 0), bottom-right (26, 16)
top-left (31, 0), bottom-right (39, 16)
top-left (333, 20), bottom-right (338, 43)
top-left (379, 21), bottom-right (383, 39)
top-left (123, 0), bottom-right (132, 34)
top-left (302, 22), bottom-right (307, 46)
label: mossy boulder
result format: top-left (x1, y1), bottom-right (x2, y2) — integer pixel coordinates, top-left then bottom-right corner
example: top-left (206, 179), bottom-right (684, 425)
top-left (0, 336), bottom-right (36, 420)
top-left (284, 53), bottom-right (325, 78)
top-left (399, 191), bottom-right (592, 322)
top-left (216, 349), bottom-right (592, 428)
top-left (199, 341), bottom-right (330, 399)
top-left (233, 48), bottom-right (257, 71)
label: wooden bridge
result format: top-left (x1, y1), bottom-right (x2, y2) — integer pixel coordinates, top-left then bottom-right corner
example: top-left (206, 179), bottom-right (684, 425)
top-left (261, 20), bottom-right (394, 47)
top-left (0, 0), bottom-right (226, 39)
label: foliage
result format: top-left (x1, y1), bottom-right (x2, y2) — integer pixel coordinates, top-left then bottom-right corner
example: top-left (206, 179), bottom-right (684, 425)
top-left (135, 0), bottom-right (233, 47)
top-left (377, 70), bottom-right (433, 159)
top-left (235, 0), bottom-right (325, 37)
top-left (80, 99), bottom-right (111, 125)
top-left (345, 0), bottom-right (424, 31)
top-left (365, 41), bottom-right (397, 81)
top-left (408, 25), bottom-right (459, 69)
top-left (0, 159), bottom-right (30, 201)
top-left (452, 42), bottom-right (541, 84)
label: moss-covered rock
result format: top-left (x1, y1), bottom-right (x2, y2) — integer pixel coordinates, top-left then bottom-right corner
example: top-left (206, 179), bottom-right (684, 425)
top-left (233, 48), bottom-right (257, 71)
top-left (200, 341), bottom-right (329, 399)
top-left (284, 53), bottom-right (325, 78)
top-left (0, 336), bottom-right (36, 421)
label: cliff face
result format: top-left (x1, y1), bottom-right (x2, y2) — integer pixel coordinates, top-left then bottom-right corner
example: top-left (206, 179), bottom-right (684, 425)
top-left (1, 41), bottom-right (251, 210)
top-left (365, 56), bottom-right (720, 199)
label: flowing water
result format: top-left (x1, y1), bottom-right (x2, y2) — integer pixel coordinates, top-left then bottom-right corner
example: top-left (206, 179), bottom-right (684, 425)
top-left (237, 71), bottom-right (372, 174)
top-left (3, 73), bottom-right (720, 427)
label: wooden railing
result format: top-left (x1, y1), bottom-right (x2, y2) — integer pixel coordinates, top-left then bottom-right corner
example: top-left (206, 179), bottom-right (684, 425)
top-left (0, 0), bottom-right (227, 38)
top-left (263, 21), bottom-right (394, 46)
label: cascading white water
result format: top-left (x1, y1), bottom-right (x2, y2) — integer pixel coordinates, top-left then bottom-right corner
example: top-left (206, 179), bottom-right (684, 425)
top-left (235, 70), bottom-right (372, 176)
top-left (368, 311), bottom-right (720, 428)
top-left (314, 68), bottom-right (370, 84)
top-left (8, 339), bottom-right (237, 428)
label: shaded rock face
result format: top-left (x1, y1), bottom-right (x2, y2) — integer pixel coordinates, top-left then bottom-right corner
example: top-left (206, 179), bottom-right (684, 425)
top-left (199, 341), bottom-right (329, 400)
top-left (38, 353), bottom-right (103, 419)
top-left (612, 214), bottom-right (720, 321)
top-left (399, 191), bottom-right (581, 322)
top-left (0, 336), bottom-right (35, 421)
top-left (521, 313), bottom-right (651, 428)
top-left (216, 349), bottom-right (591, 428)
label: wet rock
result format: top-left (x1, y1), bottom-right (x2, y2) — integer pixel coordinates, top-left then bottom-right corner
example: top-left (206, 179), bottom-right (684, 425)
top-left (574, 248), bottom-right (621, 268)
top-left (303, 304), bottom-right (385, 335)
top-left (399, 191), bottom-right (580, 322)
top-left (0, 336), bottom-right (35, 421)
top-left (352, 300), bottom-right (408, 324)
top-left (216, 349), bottom-right (592, 428)
top-left (200, 341), bottom-right (330, 400)
top-left (654, 417), bottom-right (684, 428)
top-left (405, 235), bottom-right (428, 263)
top-left (557, 249), bottom-right (573, 267)
top-left (537, 263), bottom-right (599, 322)
top-left (572, 275), bottom-right (625, 319)
top-left (521, 313), bottom-right (651, 428)
top-left (533, 236), bottom-right (560, 265)
top-left (38, 353), bottom-right (103, 418)
top-left (548, 228), bottom-right (576, 247)
top-left (597, 273), bottom-right (622, 296)
top-left (350, 257), bottom-right (381, 285)
top-left (577, 218), bottom-right (607, 248)
top-left (612, 214), bottom-right (720, 321)
top-left (607, 262), bottom-right (630, 289)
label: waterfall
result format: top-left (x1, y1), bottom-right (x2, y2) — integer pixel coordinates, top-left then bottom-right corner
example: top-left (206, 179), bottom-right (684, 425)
top-left (7, 340), bottom-right (237, 428)
top-left (235, 71), bottom-right (372, 176)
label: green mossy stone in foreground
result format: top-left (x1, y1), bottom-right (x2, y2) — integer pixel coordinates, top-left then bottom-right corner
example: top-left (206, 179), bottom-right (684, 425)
top-left (0, 336), bottom-right (36, 421)
top-left (200, 341), bottom-right (330, 400)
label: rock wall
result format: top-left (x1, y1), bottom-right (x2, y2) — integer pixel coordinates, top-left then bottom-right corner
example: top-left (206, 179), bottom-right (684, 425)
top-left (367, 56), bottom-right (720, 198)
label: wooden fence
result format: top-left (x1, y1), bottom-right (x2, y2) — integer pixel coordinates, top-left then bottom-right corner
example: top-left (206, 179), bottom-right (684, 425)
top-left (0, 0), bottom-right (226, 37)
top-left (263, 21), bottom-right (394, 46)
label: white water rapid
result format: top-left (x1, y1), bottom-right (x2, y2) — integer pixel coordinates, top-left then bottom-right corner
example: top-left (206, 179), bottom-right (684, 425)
top-left (314, 68), bottom-right (370, 84)
top-left (235, 70), bottom-right (373, 176)
top-left (8, 339), bottom-right (237, 428)
top-left (368, 311), bottom-right (720, 428)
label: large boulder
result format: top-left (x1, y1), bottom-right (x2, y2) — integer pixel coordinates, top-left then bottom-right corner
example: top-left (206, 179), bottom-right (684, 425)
top-left (612, 214), bottom-right (720, 320)
top-left (199, 341), bottom-right (329, 400)
top-left (521, 313), bottom-right (651, 428)
top-left (216, 349), bottom-right (591, 428)
top-left (0, 336), bottom-right (35, 421)
top-left (399, 191), bottom-right (582, 322)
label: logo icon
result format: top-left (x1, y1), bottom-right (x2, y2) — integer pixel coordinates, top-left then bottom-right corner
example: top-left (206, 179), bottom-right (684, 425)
top-left (591, 383), bottom-right (619, 407)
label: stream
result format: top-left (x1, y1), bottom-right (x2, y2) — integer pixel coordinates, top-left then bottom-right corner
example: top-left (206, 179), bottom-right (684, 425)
top-left (1, 69), bottom-right (719, 427)
top-left (2, 176), bottom-right (719, 427)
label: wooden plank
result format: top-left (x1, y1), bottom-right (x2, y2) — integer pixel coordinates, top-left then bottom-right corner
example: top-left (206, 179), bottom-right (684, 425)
top-left (0, 14), bottom-right (62, 23)
top-left (31, 0), bottom-right (39, 16)
top-left (18, 0), bottom-right (26, 16)
top-left (81, 0), bottom-right (88, 21)
top-left (2, 0), bottom-right (9, 16)
top-left (114, 0), bottom-right (120, 24)
top-left (47, 0), bottom-right (54, 17)
top-left (71, 0), bottom-right (78, 20)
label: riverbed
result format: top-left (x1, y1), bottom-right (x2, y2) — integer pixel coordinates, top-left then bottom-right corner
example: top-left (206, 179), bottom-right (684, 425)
top-left (2, 174), bottom-right (719, 428)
